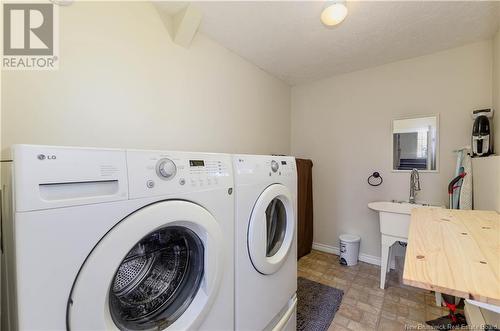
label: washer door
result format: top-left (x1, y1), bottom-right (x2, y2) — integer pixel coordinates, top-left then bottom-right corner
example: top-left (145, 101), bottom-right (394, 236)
top-left (248, 184), bottom-right (295, 275)
top-left (67, 200), bottom-right (224, 331)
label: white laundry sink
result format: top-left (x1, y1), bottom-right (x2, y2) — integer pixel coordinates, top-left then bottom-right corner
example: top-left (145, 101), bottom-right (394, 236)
top-left (368, 201), bottom-right (431, 238)
top-left (368, 201), bottom-right (438, 289)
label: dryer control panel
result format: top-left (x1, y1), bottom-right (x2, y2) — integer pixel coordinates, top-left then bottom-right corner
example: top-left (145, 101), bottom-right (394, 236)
top-left (233, 155), bottom-right (297, 186)
top-left (127, 150), bottom-right (233, 199)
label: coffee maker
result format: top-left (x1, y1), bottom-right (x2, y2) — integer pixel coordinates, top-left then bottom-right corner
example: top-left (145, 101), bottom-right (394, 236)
top-left (471, 109), bottom-right (494, 157)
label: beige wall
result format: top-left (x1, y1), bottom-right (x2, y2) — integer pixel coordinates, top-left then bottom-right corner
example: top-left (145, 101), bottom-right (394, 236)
top-left (1, 2), bottom-right (290, 155)
top-left (291, 42), bottom-right (493, 258)
top-left (493, 28), bottom-right (500, 150)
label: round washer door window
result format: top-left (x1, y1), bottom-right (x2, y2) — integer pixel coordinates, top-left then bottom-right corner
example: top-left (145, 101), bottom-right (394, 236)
top-left (67, 201), bottom-right (224, 331)
top-left (248, 184), bottom-right (295, 275)
top-left (109, 226), bottom-right (204, 330)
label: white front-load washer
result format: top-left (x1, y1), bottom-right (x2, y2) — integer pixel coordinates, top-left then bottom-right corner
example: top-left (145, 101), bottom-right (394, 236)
top-left (232, 155), bottom-right (297, 331)
top-left (1, 145), bottom-right (234, 331)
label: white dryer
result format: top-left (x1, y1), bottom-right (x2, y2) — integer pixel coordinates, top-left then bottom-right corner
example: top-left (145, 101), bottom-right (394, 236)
top-left (232, 155), bottom-right (297, 331)
top-left (1, 145), bottom-right (234, 331)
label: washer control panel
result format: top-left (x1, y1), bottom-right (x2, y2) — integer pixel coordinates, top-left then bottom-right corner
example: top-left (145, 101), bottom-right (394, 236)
top-left (127, 150), bottom-right (232, 199)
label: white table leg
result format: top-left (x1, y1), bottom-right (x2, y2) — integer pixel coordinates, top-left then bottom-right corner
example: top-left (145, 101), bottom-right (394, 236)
top-left (380, 244), bottom-right (390, 289)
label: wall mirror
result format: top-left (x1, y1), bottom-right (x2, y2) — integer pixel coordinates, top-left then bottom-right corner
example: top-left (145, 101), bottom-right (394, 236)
top-left (392, 115), bottom-right (438, 172)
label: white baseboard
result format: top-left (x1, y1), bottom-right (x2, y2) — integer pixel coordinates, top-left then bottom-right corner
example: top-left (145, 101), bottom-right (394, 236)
top-left (312, 242), bottom-right (381, 266)
top-left (311, 242), bottom-right (340, 255)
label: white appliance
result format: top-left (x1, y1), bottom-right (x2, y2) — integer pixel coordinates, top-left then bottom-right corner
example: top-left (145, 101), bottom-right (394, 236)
top-left (233, 155), bottom-right (297, 331)
top-left (1, 145), bottom-right (234, 331)
top-left (472, 155), bottom-right (500, 212)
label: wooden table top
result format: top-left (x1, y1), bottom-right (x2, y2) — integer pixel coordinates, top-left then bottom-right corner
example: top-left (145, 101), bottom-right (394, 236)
top-left (403, 208), bottom-right (500, 305)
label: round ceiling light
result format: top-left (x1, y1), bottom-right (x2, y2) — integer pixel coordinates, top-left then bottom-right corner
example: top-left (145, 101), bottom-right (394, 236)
top-left (321, 2), bottom-right (348, 27)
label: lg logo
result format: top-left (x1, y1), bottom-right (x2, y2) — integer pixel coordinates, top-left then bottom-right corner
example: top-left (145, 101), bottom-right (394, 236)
top-left (37, 154), bottom-right (56, 160)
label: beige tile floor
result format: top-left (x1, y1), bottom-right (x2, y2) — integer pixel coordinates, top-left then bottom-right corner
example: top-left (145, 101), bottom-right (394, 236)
top-left (298, 250), bottom-right (455, 331)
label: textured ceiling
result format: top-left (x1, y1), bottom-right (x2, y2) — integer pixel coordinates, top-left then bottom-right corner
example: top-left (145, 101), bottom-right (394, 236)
top-left (156, 1), bottom-right (500, 85)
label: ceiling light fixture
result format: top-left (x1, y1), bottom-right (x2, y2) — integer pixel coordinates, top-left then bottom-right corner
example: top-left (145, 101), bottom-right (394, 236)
top-left (321, 1), bottom-right (348, 27)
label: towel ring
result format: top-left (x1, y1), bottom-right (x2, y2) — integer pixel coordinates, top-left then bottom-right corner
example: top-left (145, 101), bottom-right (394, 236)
top-left (368, 172), bottom-right (383, 187)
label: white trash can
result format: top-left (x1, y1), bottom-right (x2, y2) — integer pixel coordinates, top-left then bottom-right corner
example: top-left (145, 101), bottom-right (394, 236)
top-left (339, 234), bottom-right (361, 266)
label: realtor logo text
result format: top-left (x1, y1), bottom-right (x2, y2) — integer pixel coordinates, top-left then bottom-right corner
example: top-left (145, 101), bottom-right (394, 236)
top-left (3, 2), bottom-right (59, 70)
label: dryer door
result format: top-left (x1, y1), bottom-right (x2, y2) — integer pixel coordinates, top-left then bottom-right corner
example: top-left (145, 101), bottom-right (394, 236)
top-left (67, 200), bottom-right (224, 331)
top-left (248, 184), bottom-right (295, 275)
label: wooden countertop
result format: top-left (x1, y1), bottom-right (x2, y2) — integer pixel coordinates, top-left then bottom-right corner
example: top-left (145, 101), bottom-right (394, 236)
top-left (403, 208), bottom-right (500, 305)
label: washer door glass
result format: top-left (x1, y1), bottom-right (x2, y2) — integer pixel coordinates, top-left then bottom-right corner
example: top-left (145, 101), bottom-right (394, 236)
top-left (109, 226), bottom-right (204, 330)
top-left (247, 184), bottom-right (295, 275)
top-left (265, 198), bottom-right (287, 257)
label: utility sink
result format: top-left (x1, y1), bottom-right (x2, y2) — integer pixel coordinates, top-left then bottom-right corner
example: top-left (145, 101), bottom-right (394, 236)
top-left (368, 201), bottom-right (439, 289)
top-left (368, 201), bottom-right (432, 238)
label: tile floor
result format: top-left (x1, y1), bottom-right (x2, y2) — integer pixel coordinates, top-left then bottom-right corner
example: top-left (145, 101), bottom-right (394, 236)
top-left (298, 250), bottom-right (455, 331)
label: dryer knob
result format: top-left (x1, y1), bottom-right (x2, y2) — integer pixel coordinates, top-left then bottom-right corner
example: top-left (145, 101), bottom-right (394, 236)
top-left (271, 160), bottom-right (279, 173)
top-left (156, 158), bottom-right (177, 180)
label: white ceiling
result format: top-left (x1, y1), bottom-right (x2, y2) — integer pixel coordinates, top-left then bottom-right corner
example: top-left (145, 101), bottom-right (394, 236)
top-left (156, 1), bottom-right (500, 85)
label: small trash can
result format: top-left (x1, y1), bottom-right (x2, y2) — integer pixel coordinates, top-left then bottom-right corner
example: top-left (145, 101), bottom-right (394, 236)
top-left (339, 234), bottom-right (361, 266)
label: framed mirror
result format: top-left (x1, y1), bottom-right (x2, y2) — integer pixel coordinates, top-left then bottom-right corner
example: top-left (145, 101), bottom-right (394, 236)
top-left (392, 115), bottom-right (439, 172)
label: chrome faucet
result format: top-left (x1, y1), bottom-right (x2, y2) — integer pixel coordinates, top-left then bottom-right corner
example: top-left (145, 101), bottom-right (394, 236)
top-left (409, 168), bottom-right (421, 204)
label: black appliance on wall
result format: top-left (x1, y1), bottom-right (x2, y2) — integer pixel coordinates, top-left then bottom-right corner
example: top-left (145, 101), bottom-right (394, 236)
top-left (471, 109), bottom-right (494, 157)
